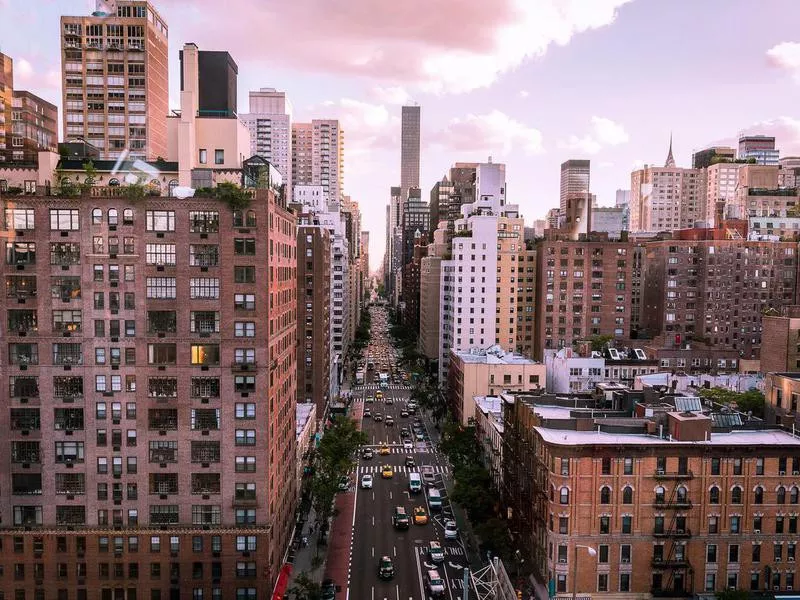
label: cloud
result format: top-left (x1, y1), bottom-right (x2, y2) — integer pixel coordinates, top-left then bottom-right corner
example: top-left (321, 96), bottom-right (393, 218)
top-left (369, 86), bottom-right (413, 105)
top-left (159, 0), bottom-right (633, 93)
top-left (559, 116), bottom-right (629, 154)
top-left (741, 116), bottom-right (800, 154)
top-left (306, 98), bottom-right (400, 158)
top-left (14, 58), bottom-right (34, 83)
top-left (430, 109), bottom-right (544, 156)
top-left (767, 42), bottom-right (800, 82)
top-left (519, 90), bottom-right (530, 98)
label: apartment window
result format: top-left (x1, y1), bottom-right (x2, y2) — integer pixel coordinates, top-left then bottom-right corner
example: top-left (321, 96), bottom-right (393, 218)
top-left (53, 343), bottom-right (83, 366)
top-left (191, 408), bottom-right (220, 430)
top-left (711, 457), bottom-right (721, 475)
top-left (7, 241), bottom-right (37, 264)
top-left (234, 322), bottom-right (256, 337)
top-left (189, 211), bottom-right (219, 233)
top-left (235, 430), bottom-right (256, 446)
top-left (599, 516), bottom-right (610, 534)
top-left (190, 278), bottom-right (219, 299)
top-left (214, 149), bottom-right (224, 164)
top-left (623, 457), bottom-right (633, 475)
top-left (235, 403), bottom-right (256, 419)
top-left (234, 238), bottom-right (256, 255)
top-left (148, 378), bottom-right (177, 399)
top-left (147, 311), bottom-right (177, 334)
top-left (5, 208), bottom-right (35, 230)
top-left (729, 544), bottom-right (739, 563)
top-left (730, 516), bottom-right (741, 533)
top-left (597, 545), bottom-right (609, 563)
top-left (146, 211), bottom-right (175, 232)
top-left (53, 310), bottom-right (82, 333)
top-left (148, 344), bottom-right (177, 365)
top-left (560, 458), bottom-right (569, 476)
top-left (235, 456), bottom-right (256, 472)
top-left (189, 245), bottom-right (219, 267)
top-left (149, 505), bottom-right (179, 525)
top-left (191, 377), bottom-right (221, 398)
top-left (601, 457), bottom-right (612, 475)
top-left (234, 294), bottom-right (255, 310)
top-left (191, 311), bottom-right (220, 334)
top-left (752, 543), bottom-right (761, 562)
top-left (191, 441), bottom-right (220, 463)
top-left (235, 376), bottom-right (256, 393)
top-left (234, 266), bottom-right (256, 283)
top-left (733, 458), bottom-right (743, 475)
top-left (191, 344), bottom-right (220, 366)
top-left (199, 149), bottom-right (207, 164)
top-left (50, 209), bottom-right (80, 230)
top-left (709, 486), bottom-right (720, 504)
top-left (619, 574), bottom-right (630, 592)
top-left (622, 486), bottom-right (633, 504)
top-left (146, 277), bottom-right (176, 299)
top-left (621, 515), bottom-right (632, 534)
top-left (55, 441), bottom-right (84, 463)
top-left (145, 244), bottom-right (176, 265)
top-left (731, 486), bottom-right (742, 504)
top-left (234, 348), bottom-right (255, 364)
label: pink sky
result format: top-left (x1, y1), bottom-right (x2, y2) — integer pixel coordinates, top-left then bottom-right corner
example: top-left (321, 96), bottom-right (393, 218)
top-left (2, 0), bottom-right (800, 272)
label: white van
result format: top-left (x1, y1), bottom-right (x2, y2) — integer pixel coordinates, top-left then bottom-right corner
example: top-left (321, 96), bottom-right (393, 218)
top-left (408, 472), bottom-right (422, 493)
top-left (427, 486), bottom-right (442, 510)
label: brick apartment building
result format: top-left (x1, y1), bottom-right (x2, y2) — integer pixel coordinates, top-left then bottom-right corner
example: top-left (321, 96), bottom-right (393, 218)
top-left (296, 214), bottom-right (331, 415)
top-left (0, 187), bottom-right (297, 599)
top-left (516, 245), bottom-right (536, 359)
top-left (642, 238), bottom-right (799, 370)
top-left (504, 394), bottom-right (800, 598)
top-left (533, 233), bottom-right (635, 360)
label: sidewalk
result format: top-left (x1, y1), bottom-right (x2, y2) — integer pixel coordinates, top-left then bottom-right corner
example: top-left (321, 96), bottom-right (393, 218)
top-left (285, 505), bottom-right (328, 589)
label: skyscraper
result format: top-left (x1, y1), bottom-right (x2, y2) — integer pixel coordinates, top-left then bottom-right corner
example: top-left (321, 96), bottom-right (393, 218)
top-left (559, 159), bottom-right (591, 238)
top-left (291, 119), bottom-right (344, 206)
top-left (60, 0), bottom-right (169, 160)
top-left (400, 105), bottom-right (420, 200)
top-left (739, 134), bottom-right (779, 165)
top-left (242, 88), bottom-right (293, 194)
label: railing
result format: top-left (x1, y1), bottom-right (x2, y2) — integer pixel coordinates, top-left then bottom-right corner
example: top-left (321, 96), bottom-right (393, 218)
top-left (653, 470), bottom-right (693, 480)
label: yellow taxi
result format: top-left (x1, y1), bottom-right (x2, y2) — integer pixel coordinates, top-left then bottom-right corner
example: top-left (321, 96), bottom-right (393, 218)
top-left (381, 465), bottom-right (394, 479)
top-left (379, 444), bottom-right (390, 455)
top-left (413, 506), bottom-right (428, 525)
top-left (376, 391), bottom-right (384, 400)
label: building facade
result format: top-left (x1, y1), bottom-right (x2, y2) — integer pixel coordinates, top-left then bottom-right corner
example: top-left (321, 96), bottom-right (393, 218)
top-left (761, 307), bottom-right (800, 374)
top-left (0, 187), bottom-right (297, 597)
top-left (241, 88), bottom-right (292, 196)
top-left (60, 0), bottom-right (169, 160)
top-left (516, 246), bottom-right (537, 359)
top-left (630, 163), bottom-right (706, 232)
top-left (10, 91), bottom-right (59, 165)
top-left (291, 120), bottom-right (344, 207)
top-left (559, 159), bottom-right (590, 227)
top-left (400, 105), bottom-right (420, 202)
top-left (296, 218), bottom-right (331, 415)
top-left (739, 135), bottom-right (779, 166)
top-left (503, 396), bottom-right (800, 599)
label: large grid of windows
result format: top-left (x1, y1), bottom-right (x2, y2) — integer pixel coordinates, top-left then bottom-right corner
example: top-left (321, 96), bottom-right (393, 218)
top-left (50, 209), bottom-right (80, 230)
top-left (145, 210), bottom-right (175, 232)
top-left (7, 242), bottom-right (37, 264)
top-left (189, 211), bottom-right (219, 233)
top-left (145, 243), bottom-right (176, 265)
top-left (189, 244), bottom-right (219, 267)
top-left (190, 278), bottom-right (219, 299)
top-left (5, 208), bottom-right (35, 230)
top-left (146, 277), bottom-right (176, 299)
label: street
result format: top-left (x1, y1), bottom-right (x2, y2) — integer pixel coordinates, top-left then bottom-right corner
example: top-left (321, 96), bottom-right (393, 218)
top-left (344, 306), bottom-right (470, 600)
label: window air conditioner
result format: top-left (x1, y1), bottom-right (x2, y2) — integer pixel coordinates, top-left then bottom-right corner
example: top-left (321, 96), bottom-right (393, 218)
top-left (754, 529), bottom-right (761, 534)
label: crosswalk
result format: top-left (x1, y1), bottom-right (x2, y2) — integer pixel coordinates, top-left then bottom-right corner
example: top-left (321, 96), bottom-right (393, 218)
top-left (354, 384), bottom-right (410, 391)
top-left (415, 545), bottom-right (464, 557)
top-left (357, 464), bottom-right (450, 475)
top-left (365, 446), bottom-right (429, 454)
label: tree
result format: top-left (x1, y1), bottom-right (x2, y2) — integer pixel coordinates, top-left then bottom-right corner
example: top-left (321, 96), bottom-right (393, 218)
top-left (474, 517), bottom-right (514, 560)
top-left (214, 181), bottom-right (251, 211)
top-left (588, 334), bottom-right (613, 352)
top-left (715, 590), bottom-right (750, 600)
top-left (698, 387), bottom-right (765, 419)
top-left (81, 160), bottom-right (97, 194)
top-left (288, 571), bottom-right (322, 600)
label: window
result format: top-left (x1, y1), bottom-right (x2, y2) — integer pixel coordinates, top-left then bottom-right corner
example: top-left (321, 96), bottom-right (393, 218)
top-left (7, 241), bottom-right (37, 265)
top-left (559, 487), bottom-right (569, 504)
top-left (199, 149), bottom-right (207, 164)
top-left (560, 458), bottom-right (569, 476)
top-left (190, 278), bottom-right (219, 299)
top-left (620, 574), bottom-right (630, 592)
top-left (754, 487), bottom-right (764, 504)
top-left (777, 486), bottom-right (786, 504)
top-left (145, 211), bottom-right (175, 232)
top-left (234, 348), bottom-right (255, 365)
top-left (146, 277), bottom-right (176, 299)
top-left (5, 208), bottom-right (35, 230)
top-left (234, 238), bottom-right (256, 255)
top-left (236, 456), bottom-right (256, 472)
top-left (189, 211), bottom-right (219, 233)
top-left (711, 457), bottom-right (721, 475)
top-left (191, 311), bottom-right (219, 334)
top-left (234, 322), bottom-right (255, 337)
top-left (235, 536), bottom-right (257, 551)
top-left (234, 266), bottom-right (256, 283)
top-left (236, 430), bottom-right (256, 446)
top-left (599, 516), bottom-right (610, 534)
top-left (731, 486), bottom-right (742, 504)
top-left (189, 245), bottom-right (219, 267)
top-left (709, 486), bottom-right (720, 504)
top-left (50, 209), bottom-right (80, 230)
top-left (123, 208), bottom-right (134, 225)
top-left (235, 376), bottom-right (256, 393)
top-left (145, 244), bottom-right (176, 265)
top-left (214, 149), bottom-right (224, 164)
top-left (623, 457), bottom-right (633, 475)
top-left (729, 544), bottom-right (739, 563)
top-left (191, 344), bottom-right (220, 366)
top-left (621, 515), bottom-right (632, 534)
top-left (235, 403), bottom-right (256, 419)
top-left (148, 344), bottom-right (177, 365)
top-left (733, 458), bottom-right (743, 475)
top-left (707, 544), bottom-right (717, 563)
top-left (622, 486), bottom-right (633, 504)
top-left (235, 294), bottom-right (255, 310)
top-left (601, 457), bottom-right (611, 475)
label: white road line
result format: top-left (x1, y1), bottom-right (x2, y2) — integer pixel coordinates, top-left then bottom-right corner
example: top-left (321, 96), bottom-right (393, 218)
top-left (393, 545), bottom-right (397, 557)
top-left (372, 516), bottom-right (375, 526)
top-left (415, 542), bottom-right (427, 600)
top-left (371, 586), bottom-right (375, 600)
top-left (396, 585), bottom-right (400, 600)
top-left (372, 546), bottom-right (375, 557)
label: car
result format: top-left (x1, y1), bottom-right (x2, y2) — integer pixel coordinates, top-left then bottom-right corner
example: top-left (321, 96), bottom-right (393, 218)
top-left (374, 413), bottom-right (383, 422)
top-left (405, 456), bottom-right (416, 468)
top-left (322, 579), bottom-right (337, 600)
top-left (363, 409), bottom-right (372, 418)
top-left (338, 476), bottom-right (349, 490)
top-left (381, 465), bottom-right (394, 479)
top-left (415, 432), bottom-right (425, 442)
top-left (378, 556), bottom-right (395, 580)
top-left (444, 519), bottom-right (459, 539)
top-left (386, 397), bottom-right (394, 405)
top-left (365, 396), bottom-right (374, 403)
top-left (400, 428), bottom-right (410, 438)
top-left (413, 506), bottom-right (428, 525)
top-left (428, 541), bottom-right (445, 563)
top-left (379, 444), bottom-right (390, 455)
top-left (375, 391), bottom-right (384, 400)
top-left (407, 401), bottom-right (417, 409)
top-left (360, 474), bottom-right (373, 489)
top-left (385, 417), bottom-right (394, 426)
top-left (403, 440), bottom-right (413, 450)
top-left (407, 406), bottom-right (417, 415)
top-left (362, 448), bottom-right (374, 460)
top-left (392, 506), bottom-right (410, 530)
top-left (400, 410), bottom-right (409, 418)
top-left (426, 570), bottom-right (445, 597)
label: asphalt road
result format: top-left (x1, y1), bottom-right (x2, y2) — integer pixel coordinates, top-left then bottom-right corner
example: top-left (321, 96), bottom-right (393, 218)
top-left (346, 307), bottom-right (470, 600)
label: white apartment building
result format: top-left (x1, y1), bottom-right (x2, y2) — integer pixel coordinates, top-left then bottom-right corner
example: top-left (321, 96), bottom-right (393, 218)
top-left (630, 165), bottom-right (706, 232)
top-left (241, 87), bottom-right (292, 193)
top-left (705, 161), bottom-right (742, 224)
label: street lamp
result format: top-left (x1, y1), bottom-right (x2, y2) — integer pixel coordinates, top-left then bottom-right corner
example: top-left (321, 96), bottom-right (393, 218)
top-left (572, 545), bottom-right (597, 600)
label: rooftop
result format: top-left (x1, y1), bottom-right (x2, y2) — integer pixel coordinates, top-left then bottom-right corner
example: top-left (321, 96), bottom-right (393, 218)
top-left (296, 403), bottom-right (316, 438)
top-left (534, 427), bottom-right (800, 447)
top-left (455, 344), bottom-right (539, 365)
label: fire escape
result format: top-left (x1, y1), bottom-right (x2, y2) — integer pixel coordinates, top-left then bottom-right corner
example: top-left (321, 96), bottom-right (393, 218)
top-left (651, 470), bottom-right (695, 597)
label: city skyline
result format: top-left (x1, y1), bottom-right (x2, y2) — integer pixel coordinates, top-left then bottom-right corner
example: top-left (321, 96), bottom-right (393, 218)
top-left (2, 0), bottom-right (800, 273)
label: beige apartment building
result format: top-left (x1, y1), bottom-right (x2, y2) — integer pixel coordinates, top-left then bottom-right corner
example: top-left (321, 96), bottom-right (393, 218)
top-left (630, 164), bottom-right (706, 232)
top-left (447, 346), bottom-right (545, 425)
top-left (61, 0), bottom-right (169, 160)
top-left (496, 213), bottom-right (525, 349)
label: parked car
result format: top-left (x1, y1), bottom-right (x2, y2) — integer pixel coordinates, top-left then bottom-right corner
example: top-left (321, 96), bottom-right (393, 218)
top-left (322, 579), bottom-right (337, 600)
top-left (337, 476), bottom-right (349, 490)
top-left (444, 520), bottom-right (458, 539)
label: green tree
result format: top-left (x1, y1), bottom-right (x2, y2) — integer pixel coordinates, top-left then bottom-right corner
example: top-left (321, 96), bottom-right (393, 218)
top-left (214, 181), bottom-right (251, 211)
top-left (81, 160), bottom-right (97, 194)
top-left (715, 590), bottom-right (750, 600)
top-left (588, 334), bottom-right (613, 352)
top-left (474, 517), bottom-right (514, 560)
top-left (698, 387), bottom-right (765, 419)
top-left (288, 571), bottom-right (322, 600)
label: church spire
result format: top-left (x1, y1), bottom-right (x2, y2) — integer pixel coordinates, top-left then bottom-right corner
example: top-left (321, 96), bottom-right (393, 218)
top-left (665, 133), bottom-right (676, 168)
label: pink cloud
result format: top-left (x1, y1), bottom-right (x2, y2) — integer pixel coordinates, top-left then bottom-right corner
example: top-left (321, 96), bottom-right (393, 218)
top-left (429, 110), bottom-right (544, 155)
top-left (767, 42), bottom-right (800, 82)
top-left (159, 0), bottom-right (633, 93)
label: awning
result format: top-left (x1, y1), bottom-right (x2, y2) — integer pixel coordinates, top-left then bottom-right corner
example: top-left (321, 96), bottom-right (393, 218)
top-left (271, 563), bottom-right (293, 600)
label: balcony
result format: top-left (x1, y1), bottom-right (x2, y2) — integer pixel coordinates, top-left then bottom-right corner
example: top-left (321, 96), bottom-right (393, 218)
top-left (653, 528), bottom-right (692, 538)
top-left (650, 557), bottom-right (689, 569)
top-left (653, 500), bottom-right (692, 510)
top-left (653, 470), bottom-right (694, 481)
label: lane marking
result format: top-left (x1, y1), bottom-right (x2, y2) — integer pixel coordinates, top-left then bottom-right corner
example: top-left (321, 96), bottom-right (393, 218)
top-left (414, 541), bottom-right (427, 600)
top-left (372, 546), bottom-right (375, 557)
top-left (393, 545), bottom-right (397, 557)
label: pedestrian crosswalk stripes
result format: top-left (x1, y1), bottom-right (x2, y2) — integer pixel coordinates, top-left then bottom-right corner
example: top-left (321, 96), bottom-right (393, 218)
top-left (365, 446), bottom-right (429, 454)
top-left (356, 465), bottom-right (449, 475)
top-left (353, 384), bottom-right (410, 391)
